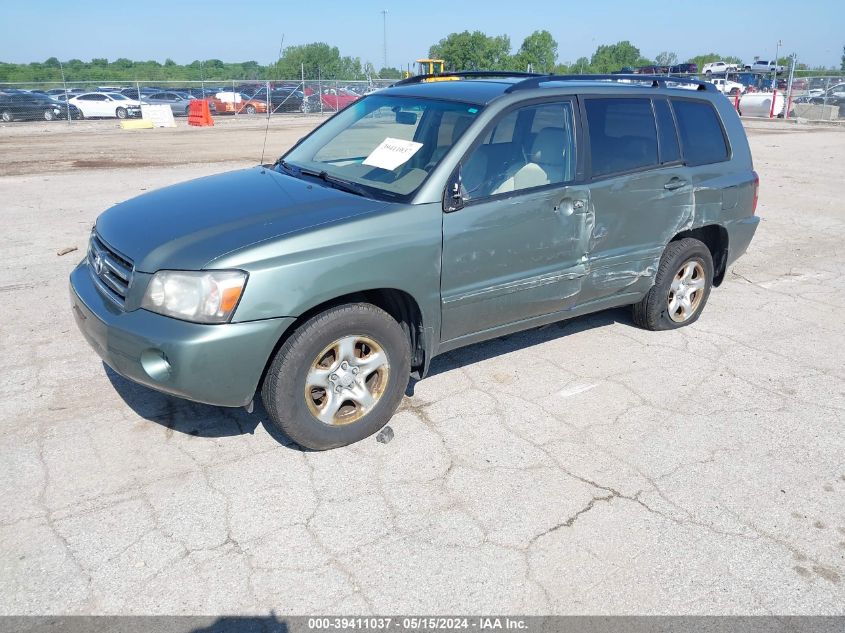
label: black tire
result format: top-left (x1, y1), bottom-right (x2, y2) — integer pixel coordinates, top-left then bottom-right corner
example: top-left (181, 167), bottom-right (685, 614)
top-left (300, 100), bottom-right (311, 114)
top-left (115, 107), bottom-right (127, 119)
top-left (1, 110), bottom-right (12, 123)
top-left (184, 105), bottom-right (191, 116)
top-left (245, 104), bottom-right (256, 115)
top-left (44, 108), bottom-right (56, 121)
top-left (632, 238), bottom-right (714, 331)
top-left (262, 303), bottom-right (411, 450)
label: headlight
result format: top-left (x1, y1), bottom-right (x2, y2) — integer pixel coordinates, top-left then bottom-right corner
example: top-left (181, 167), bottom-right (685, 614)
top-left (141, 270), bottom-right (247, 323)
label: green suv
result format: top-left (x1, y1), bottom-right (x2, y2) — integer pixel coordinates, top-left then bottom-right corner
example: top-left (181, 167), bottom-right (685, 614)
top-left (70, 73), bottom-right (760, 450)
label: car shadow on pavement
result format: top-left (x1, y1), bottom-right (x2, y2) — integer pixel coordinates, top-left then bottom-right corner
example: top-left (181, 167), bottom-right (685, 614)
top-left (105, 306), bottom-right (631, 443)
top-left (103, 363), bottom-right (297, 448)
top-left (406, 306), bottom-right (632, 395)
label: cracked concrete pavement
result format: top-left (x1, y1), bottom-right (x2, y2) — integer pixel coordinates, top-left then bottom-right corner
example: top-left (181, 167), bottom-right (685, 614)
top-left (0, 119), bottom-right (843, 615)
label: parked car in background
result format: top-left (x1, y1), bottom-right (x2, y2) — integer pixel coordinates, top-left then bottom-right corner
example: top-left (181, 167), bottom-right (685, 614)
top-left (206, 92), bottom-right (268, 115)
top-left (318, 87), bottom-right (359, 111)
top-left (120, 87), bottom-right (161, 100)
top-left (703, 61), bottom-right (738, 75)
top-left (746, 60), bottom-right (785, 73)
top-left (68, 92), bottom-right (142, 119)
top-left (269, 87), bottom-right (315, 113)
top-left (140, 91), bottom-right (203, 116)
top-left (669, 63), bottom-right (698, 74)
top-left (709, 78), bottom-right (746, 95)
top-left (0, 92), bottom-right (82, 121)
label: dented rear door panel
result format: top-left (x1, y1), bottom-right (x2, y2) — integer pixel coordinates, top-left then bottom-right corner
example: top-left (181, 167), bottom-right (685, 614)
top-left (583, 165), bottom-right (693, 299)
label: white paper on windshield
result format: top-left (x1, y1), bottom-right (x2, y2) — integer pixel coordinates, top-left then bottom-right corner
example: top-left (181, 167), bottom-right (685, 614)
top-left (362, 137), bottom-right (423, 170)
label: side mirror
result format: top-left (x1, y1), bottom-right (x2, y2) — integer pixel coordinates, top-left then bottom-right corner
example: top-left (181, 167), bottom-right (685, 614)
top-left (443, 166), bottom-right (465, 213)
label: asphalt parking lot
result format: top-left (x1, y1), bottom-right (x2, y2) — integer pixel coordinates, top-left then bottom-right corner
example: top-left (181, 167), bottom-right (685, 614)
top-left (0, 117), bottom-right (843, 615)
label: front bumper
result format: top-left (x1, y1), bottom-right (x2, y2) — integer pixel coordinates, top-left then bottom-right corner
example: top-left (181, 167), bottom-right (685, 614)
top-left (70, 260), bottom-right (294, 407)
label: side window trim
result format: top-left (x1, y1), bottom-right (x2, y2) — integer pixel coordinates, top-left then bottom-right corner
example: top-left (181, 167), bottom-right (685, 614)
top-left (582, 94), bottom-right (662, 182)
top-left (453, 96), bottom-right (583, 208)
top-left (653, 97), bottom-right (683, 166)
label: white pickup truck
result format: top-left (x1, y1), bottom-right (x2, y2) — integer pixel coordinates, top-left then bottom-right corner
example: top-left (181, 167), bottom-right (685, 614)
top-left (709, 78), bottom-right (746, 95)
top-left (745, 60), bottom-right (786, 73)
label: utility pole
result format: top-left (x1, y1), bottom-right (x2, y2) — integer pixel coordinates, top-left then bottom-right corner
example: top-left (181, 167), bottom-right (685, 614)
top-left (772, 39), bottom-right (782, 90)
top-left (381, 9), bottom-right (388, 70)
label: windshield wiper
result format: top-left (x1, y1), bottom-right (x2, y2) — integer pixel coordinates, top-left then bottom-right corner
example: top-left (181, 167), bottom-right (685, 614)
top-left (297, 167), bottom-right (373, 199)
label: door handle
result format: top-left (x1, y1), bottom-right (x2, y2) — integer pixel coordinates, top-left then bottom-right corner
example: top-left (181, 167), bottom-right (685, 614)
top-left (664, 178), bottom-right (687, 191)
top-left (555, 199), bottom-right (588, 216)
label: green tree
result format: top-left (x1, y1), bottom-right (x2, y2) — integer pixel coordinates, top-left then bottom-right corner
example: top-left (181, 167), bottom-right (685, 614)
top-left (589, 41), bottom-right (642, 73)
top-left (840, 45), bottom-right (844, 71)
top-left (573, 56), bottom-right (592, 73)
top-left (272, 42), bottom-right (363, 80)
top-left (378, 66), bottom-right (402, 79)
top-left (655, 51), bottom-right (678, 66)
top-left (429, 31), bottom-right (512, 71)
top-left (513, 30), bottom-right (558, 73)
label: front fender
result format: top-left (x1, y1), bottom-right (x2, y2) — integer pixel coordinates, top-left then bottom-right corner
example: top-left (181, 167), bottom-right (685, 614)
top-left (210, 201), bottom-right (445, 353)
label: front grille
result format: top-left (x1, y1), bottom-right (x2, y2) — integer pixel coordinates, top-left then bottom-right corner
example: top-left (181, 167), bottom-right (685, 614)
top-left (88, 232), bottom-right (134, 307)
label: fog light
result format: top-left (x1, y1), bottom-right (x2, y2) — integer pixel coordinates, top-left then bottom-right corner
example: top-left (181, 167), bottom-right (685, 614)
top-left (140, 349), bottom-right (172, 382)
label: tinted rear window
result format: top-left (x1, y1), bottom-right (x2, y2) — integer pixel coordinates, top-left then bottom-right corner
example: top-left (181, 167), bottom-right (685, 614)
top-left (585, 98), bottom-right (658, 177)
top-left (671, 99), bottom-right (729, 165)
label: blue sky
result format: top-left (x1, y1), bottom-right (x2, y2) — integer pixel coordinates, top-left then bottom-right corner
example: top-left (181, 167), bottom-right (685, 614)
top-left (1, 0), bottom-right (842, 69)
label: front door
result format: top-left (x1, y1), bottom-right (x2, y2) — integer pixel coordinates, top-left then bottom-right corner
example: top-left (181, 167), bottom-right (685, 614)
top-left (440, 99), bottom-right (590, 343)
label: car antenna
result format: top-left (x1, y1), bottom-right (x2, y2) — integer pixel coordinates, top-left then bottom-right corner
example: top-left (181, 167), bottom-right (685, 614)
top-left (261, 33), bottom-right (284, 166)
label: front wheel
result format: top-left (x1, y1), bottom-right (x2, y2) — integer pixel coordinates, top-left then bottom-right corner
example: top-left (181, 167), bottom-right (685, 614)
top-left (1, 110), bottom-right (12, 122)
top-left (632, 238), bottom-right (713, 331)
top-left (115, 107), bottom-right (127, 119)
top-left (262, 303), bottom-right (411, 450)
top-left (245, 104), bottom-right (256, 115)
top-left (44, 108), bottom-right (56, 121)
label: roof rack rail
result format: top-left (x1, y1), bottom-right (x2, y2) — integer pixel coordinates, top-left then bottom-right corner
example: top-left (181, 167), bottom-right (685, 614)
top-left (391, 70), bottom-right (542, 87)
top-left (504, 74), bottom-right (717, 93)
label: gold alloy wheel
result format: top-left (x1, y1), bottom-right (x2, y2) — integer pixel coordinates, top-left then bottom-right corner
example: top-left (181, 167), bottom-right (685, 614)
top-left (668, 259), bottom-right (706, 323)
top-left (304, 335), bottom-right (390, 426)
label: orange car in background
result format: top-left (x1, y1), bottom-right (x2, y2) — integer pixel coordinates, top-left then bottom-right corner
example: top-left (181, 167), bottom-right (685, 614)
top-left (205, 92), bottom-right (269, 115)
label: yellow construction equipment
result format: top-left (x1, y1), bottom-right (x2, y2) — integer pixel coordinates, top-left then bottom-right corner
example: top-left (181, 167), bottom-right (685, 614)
top-left (402, 59), bottom-right (456, 81)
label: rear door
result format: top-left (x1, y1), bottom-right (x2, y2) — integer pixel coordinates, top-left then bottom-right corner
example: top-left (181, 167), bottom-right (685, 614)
top-left (580, 96), bottom-right (692, 299)
top-left (440, 98), bottom-right (591, 343)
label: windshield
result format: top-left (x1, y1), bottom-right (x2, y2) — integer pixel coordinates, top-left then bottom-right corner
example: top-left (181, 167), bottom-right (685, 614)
top-left (282, 94), bottom-right (482, 199)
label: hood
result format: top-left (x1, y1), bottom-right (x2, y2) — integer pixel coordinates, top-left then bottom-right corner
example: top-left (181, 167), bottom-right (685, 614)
top-left (95, 166), bottom-right (390, 272)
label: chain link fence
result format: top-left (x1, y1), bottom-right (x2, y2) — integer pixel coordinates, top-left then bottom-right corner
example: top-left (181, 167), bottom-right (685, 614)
top-left (1, 73), bottom-right (843, 125)
top-left (0, 78), bottom-right (398, 123)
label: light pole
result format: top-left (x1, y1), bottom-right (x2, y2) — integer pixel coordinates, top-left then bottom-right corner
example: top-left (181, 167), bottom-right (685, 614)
top-left (381, 9), bottom-right (388, 70)
top-left (772, 39), bottom-right (782, 90)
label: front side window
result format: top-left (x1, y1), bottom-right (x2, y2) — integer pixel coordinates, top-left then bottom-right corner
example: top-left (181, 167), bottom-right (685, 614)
top-left (585, 97), bottom-right (659, 177)
top-left (671, 99), bottom-right (729, 165)
top-left (460, 101), bottom-right (576, 201)
top-left (283, 95), bottom-right (482, 199)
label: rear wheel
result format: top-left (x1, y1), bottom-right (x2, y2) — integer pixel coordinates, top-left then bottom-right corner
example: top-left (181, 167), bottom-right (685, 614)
top-left (262, 303), bottom-right (411, 450)
top-left (632, 238), bottom-right (713, 331)
top-left (1, 110), bottom-right (12, 122)
top-left (115, 107), bottom-right (127, 119)
top-left (245, 104), bottom-right (256, 115)
top-left (44, 108), bottom-right (56, 121)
